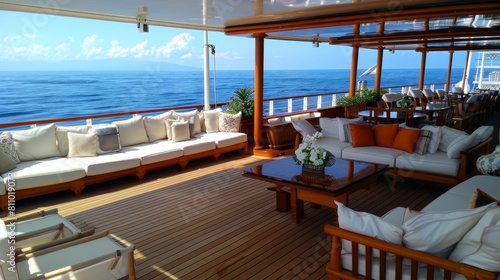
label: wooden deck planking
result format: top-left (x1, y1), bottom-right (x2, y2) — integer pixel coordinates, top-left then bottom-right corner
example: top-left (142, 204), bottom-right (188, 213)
top-left (6, 153), bottom-right (454, 279)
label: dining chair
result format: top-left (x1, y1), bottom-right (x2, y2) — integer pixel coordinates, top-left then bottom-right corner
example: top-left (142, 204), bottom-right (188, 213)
top-left (409, 89), bottom-right (426, 105)
top-left (392, 107), bottom-right (417, 127)
top-left (422, 89), bottom-right (437, 102)
top-left (435, 89), bottom-right (448, 101)
top-left (367, 107), bottom-right (391, 124)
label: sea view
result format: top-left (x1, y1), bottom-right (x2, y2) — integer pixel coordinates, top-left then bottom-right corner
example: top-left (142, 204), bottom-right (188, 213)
top-left (1, 68), bottom-right (466, 126)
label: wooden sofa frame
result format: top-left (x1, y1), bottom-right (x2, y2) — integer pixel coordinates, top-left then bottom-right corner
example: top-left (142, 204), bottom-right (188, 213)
top-left (324, 225), bottom-right (500, 280)
top-left (0, 142), bottom-right (247, 211)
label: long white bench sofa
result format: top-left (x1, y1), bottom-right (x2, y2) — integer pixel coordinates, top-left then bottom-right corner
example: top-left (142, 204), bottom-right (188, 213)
top-left (325, 175), bottom-right (500, 279)
top-left (292, 117), bottom-right (494, 187)
top-left (0, 108), bottom-right (248, 211)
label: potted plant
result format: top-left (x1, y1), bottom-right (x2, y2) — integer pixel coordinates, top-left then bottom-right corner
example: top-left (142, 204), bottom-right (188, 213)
top-left (360, 88), bottom-right (387, 106)
top-left (226, 87), bottom-right (254, 120)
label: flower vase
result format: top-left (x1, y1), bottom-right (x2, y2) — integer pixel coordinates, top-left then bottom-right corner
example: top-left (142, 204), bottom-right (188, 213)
top-left (302, 162), bottom-right (325, 174)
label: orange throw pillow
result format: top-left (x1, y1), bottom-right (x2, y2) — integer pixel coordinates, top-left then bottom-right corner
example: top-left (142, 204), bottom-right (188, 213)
top-left (349, 123), bottom-right (375, 147)
top-left (392, 127), bottom-right (421, 153)
top-left (373, 124), bottom-right (400, 148)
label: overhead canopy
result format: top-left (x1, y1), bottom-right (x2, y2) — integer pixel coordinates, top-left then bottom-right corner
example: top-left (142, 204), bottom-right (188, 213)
top-left (1, 0), bottom-right (499, 51)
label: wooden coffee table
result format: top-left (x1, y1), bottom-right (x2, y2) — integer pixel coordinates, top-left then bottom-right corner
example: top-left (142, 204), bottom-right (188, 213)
top-left (243, 157), bottom-right (387, 223)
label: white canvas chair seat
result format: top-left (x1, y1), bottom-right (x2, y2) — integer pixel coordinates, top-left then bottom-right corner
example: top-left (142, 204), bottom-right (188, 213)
top-left (422, 88), bottom-right (437, 101)
top-left (3, 209), bottom-right (83, 250)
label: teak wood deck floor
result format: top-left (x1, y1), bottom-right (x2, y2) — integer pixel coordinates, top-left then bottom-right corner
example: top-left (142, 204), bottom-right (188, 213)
top-left (7, 152), bottom-right (454, 280)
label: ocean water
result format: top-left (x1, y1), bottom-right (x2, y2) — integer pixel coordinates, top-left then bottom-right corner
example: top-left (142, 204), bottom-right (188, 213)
top-left (0, 68), bottom-right (466, 126)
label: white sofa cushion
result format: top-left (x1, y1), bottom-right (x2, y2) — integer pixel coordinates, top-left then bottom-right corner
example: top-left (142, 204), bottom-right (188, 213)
top-left (471, 125), bottom-right (494, 142)
top-left (342, 146), bottom-right (405, 167)
top-left (71, 153), bottom-right (141, 176)
top-left (67, 132), bottom-right (98, 157)
top-left (448, 207), bottom-right (500, 273)
top-left (401, 203), bottom-right (495, 258)
top-left (446, 134), bottom-right (478, 159)
top-left (381, 207), bottom-right (421, 227)
top-left (438, 126), bottom-right (467, 152)
top-left (311, 137), bottom-right (350, 158)
top-left (395, 151), bottom-right (459, 177)
top-left (319, 117), bottom-right (339, 138)
top-left (11, 123), bottom-right (60, 161)
top-left (112, 116), bottom-right (149, 147)
top-left (291, 119), bottom-right (317, 138)
top-left (338, 117), bottom-right (364, 142)
top-left (196, 132), bottom-right (247, 149)
top-left (143, 115), bottom-right (168, 142)
top-left (163, 138), bottom-right (216, 156)
top-left (55, 125), bottom-right (89, 157)
top-left (120, 142), bottom-right (183, 165)
top-left (336, 201), bottom-right (403, 259)
top-left (0, 132), bottom-right (20, 164)
top-left (4, 158), bottom-right (86, 191)
top-left (204, 108), bottom-right (222, 133)
top-left (175, 109), bottom-right (202, 134)
top-left (171, 121), bottom-right (191, 142)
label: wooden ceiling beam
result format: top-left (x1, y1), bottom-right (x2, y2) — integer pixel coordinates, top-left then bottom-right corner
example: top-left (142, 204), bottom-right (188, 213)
top-left (416, 45), bottom-right (500, 52)
top-left (225, 2), bottom-right (500, 36)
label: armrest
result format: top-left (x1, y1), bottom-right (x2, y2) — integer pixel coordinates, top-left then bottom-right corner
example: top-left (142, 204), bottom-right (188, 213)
top-left (324, 224), bottom-right (499, 280)
top-left (457, 137), bottom-right (492, 181)
top-left (16, 228), bottom-right (95, 257)
top-left (3, 208), bottom-right (58, 222)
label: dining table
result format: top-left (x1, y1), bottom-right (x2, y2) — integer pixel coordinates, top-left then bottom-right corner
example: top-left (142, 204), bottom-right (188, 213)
top-left (357, 109), bottom-right (428, 126)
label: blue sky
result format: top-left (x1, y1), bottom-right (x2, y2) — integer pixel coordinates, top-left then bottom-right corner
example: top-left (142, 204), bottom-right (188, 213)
top-left (0, 11), bottom-right (468, 71)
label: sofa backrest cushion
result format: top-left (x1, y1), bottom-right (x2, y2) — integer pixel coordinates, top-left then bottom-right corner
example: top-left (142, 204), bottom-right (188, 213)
top-left (446, 134), bottom-right (478, 159)
top-left (56, 125), bottom-right (90, 157)
top-left (0, 132), bottom-right (20, 164)
top-left (349, 123), bottom-right (375, 147)
top-left (448, 207), bottom-right (500, 272)
top-left (391, 127), bottom-right (421, 153)
top-left (90, 124), bottom-right (121, 154)
top-left (373, 124), bottom-right (399, 148)
top-left (11, 123), bottom-right (60, 161)
top-left (112, 116), bottom-right (149, 147)
top-left (143, 116), bottom-right (168, 142)
top-left (338, 117), bottom-right (364, 143)
top-left (204, 108), bottom-right (222, 133)
top-left (471, 125), bottom-right (494, 142)
top-left (438, 126), bottom-right (468, 153)
top-left (319, 117), bottom-right (339, 138)
top-left (67, 132), bottom-right (98, 157)
top-left (175, 109), bottom-right (202, 134)
top-left (402, 203), bottom-right (496, 258)
top-left (291, 119), bottom-right (317, 139)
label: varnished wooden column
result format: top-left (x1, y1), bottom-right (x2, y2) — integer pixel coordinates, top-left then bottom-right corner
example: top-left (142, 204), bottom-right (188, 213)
top-left (349, 23), bottom-right (360, 97)
top-left (419, 51), bottom-right (427, 90)
top-left (374, 23), bottom-right (384, 92)
top-left (253, 33), bottom-right (265, 150)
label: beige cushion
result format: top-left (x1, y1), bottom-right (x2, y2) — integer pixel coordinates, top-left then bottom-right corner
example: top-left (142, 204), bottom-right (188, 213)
top-left (112, 116), bottom-right (149, 147)
top-left (56, 125), bottom-right (89, 156)
top-left (438, 126), bottom-right (467, 152)
top-left (0, 132), bottom-right (20, 163)
top-left (143, 116), bottom-right (167, 142)
top-left (338, 117), bottom-right (364, 142)
top-left (204, 108), bottom-right (222, 133)
top-left (219, 111), bottom-right (242, 132)
top-left (291, 119), bottom-right (317, 139)
top-left (11, 123), bottom-right (60, 161)
top-left (402, 203), bottom-right (495, 258)
top-left (421, 125), bottom-right (441, 154)
top-left (414, 130), bottom-right (432, 155)
top-left (319, 117), bottom-right (339, 138)
top-left (174, 109), bottom-right (201, 134)
top-left (67, 132), bottom-right (98, 157)
top-left (0, 151), bottom-right (16, 174)
top-left (448, 207), bottom-right (500, 271)
top-left (171, 121), bottom-right (190, 142)
top-left (336, 201), bottom-right (403, 259)
top-left (447, 134), bottom-right (478, 159)
top-left (471, 125), bottom-right (494, 142)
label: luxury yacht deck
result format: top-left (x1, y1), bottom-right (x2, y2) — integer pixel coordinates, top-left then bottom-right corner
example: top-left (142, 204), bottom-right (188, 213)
top-left (7, 112), bottom-right (500, 279)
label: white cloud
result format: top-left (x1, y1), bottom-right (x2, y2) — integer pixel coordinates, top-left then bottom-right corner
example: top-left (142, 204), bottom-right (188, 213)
top-left (181, 52), bottom-right (193, 59)
top-left (216, 51), bottom-right (241, 60)
top-left (24, 34), bottom-right (39, 39)
top-left (106, 40), bottom-right (150, 59)
top-left (81, 34), bottom-right (103, 58)
top-left (156, 33), bottom-right (194, 57)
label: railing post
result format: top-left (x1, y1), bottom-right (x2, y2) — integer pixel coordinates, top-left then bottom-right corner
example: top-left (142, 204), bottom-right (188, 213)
top-left (303, 97), bottom-right (308, 111)
top-left (317, 95), bottom-right (322, 108)
top-left (86, 119), bottom-right (93, 126)
top-left (269, 100), bottom-right (274, 116)
top-left (288, 98), bottom-right (293, 113)
top-left (332, 94), bottom-right (337, 106)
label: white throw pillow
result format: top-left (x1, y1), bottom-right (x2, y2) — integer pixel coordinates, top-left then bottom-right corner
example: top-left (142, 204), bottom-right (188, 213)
top-left (381, 207), bottom-right (421, 227)
top-left (337, 117), bottom-right (364, 142)
top-left (438, 126), bottom-right (468, 153)
top-left (402, 203), bottom-right (495, 258)
top-left (219, 111), bottom-right (242, 132)
top-left (446, 134), bottom-right (478, 159)
top-left (204, 108), bottom-right (222, 133)
top-left (291, 119), bottom-right (317, 138)
top-left (448, 207), bottom-right (500, 273)
top-left (143, 116), bottom-right (167, 142)
top-left (112, 116), bottom-right (149, 147)
top-left (421, 125), bottom-right (441, 154)
top-left (470, 125), bottom-right (494, 142)
top-left (175, 109), bottom-right (201, 134)
top-left (67, 132), bottom-right (97, 157)
top-left (0, 132), bottom-right (20, 164)
top-left (55, 125), bottom-right (89, 156)
top-left (11, 123), bottom-right (60, 161)
top-left (336, 201), bottom-right (403, 259)
top-left (171, 121), bottom-right (190, 142)
top-left (319, 117), bottom-right (339, 138)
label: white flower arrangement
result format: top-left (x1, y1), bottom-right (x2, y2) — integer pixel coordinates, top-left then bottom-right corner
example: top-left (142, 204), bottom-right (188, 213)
top-left (293, 132), bottom-right (335, 167)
